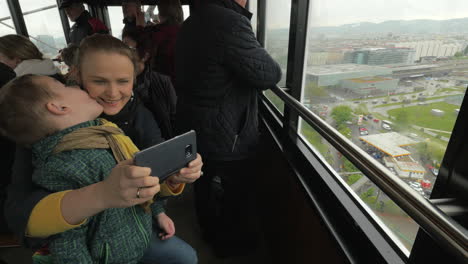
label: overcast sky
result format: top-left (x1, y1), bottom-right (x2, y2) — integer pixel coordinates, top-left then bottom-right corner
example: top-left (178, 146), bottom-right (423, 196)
top-left (266, 0), bottom-right (468, 28)
top-left (1, 0), bottom-right (468, 39)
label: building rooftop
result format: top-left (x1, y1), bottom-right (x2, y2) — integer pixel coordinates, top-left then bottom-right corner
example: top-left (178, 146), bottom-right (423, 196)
top-left (307, 64), bottom-right (391, 76)
top-left (359, 132), bottom-right (418, 157)
top-left (388, 64), bottom-right (439, 72)
top-left (392, 156), bottom-right (426, 173)
top-left (348, 77), bottom-right (393, 83)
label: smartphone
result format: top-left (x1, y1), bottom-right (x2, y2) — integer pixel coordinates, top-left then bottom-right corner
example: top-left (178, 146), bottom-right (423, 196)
top-left (134, 130), bottom-right (197, 182)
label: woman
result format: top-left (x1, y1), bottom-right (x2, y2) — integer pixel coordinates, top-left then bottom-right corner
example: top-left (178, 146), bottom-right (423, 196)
top-left (0, 34), bottom-right (64, 82)
top-left (123, 27), bottom-right (177, 139)
top-left (131, 0), bottom-right (183, 84)
top-left (5, 34), bottom-right (202, 263)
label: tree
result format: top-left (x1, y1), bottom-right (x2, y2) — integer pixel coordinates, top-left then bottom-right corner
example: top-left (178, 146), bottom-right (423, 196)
top-left (331, 105), bottom-right (353, 127)
top-left (338, 125), bottom-right (352, 139)
top-left (454, 51), bottom-right (463, 57)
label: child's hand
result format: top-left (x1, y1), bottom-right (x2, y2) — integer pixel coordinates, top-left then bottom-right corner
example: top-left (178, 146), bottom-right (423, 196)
top-left (156, 213), bottom-right (175, 240)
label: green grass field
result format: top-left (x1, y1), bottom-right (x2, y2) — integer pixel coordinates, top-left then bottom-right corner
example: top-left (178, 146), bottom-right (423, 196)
top-left (387, 102), bottom-right (458, 132)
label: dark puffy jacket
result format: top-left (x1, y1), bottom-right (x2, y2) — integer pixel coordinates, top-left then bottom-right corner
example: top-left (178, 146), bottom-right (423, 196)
top-left (135, 66), bottom-right (177, 140)
top-left (70, 10), bottom-right (109, 45)
top-left (175, 0), bottom-right (282, 161)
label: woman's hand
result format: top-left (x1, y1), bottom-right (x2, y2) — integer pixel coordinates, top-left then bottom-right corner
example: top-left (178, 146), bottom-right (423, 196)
top-left (156, 213), bottom-right (175, 240)
top-left (96, 159), bottom-right (160, 209)
top-left (168, 154), bottom-right (203, 184)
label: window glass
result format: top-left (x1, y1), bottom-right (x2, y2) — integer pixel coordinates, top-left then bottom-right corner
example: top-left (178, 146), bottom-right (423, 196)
top-left (108, 6), bottom-right (124, 39)
top-left (248, 0), bottom-right (257, 35)
top-left (264, 0), bottom-right (291, 113)
top-left (301, 0), bottom-right (468, 253)
top-left (0, 0), bottom-right (16, 36)
top-left (19, 0), bottom-right (66, 57)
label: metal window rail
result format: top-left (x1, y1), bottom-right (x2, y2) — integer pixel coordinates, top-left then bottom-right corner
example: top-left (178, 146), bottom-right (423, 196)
top-left (269, 85), bottom-right (468, 261)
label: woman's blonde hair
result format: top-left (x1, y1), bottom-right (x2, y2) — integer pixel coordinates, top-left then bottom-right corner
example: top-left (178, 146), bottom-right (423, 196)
top-left (77, 34), bottom-right (137, 75)
top-left (0, 34), bottom-right (43, 60)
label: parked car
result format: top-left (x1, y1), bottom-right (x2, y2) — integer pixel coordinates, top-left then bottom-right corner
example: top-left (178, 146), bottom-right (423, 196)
top-left (381, 100), bottom-right (387, 104)
top-left (373, 119), bottom-right (380, 123)
top-left (391, 97), bottom-right (398, 102)
top-left (382, 123), bottom-right (392, 130)
top-left (359, 127), bottom-right (369, 135)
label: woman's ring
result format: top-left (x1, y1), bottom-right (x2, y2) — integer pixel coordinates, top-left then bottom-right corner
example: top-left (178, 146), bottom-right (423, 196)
top-left (136, 187), bottom-right (141, 198)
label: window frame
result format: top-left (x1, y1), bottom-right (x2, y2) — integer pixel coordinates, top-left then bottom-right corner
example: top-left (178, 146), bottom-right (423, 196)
top-left (257, 0), bottom-right (468, 262)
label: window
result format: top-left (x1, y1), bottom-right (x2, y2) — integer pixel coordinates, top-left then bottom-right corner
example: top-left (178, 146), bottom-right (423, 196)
top-left (0, 0), bottom-right (16, 36)
top-left (264, 0), bottom-right (291, 113)
top-left (300, 0), bottom-right (468, 253)
top-left (18, 0), bottom-right (66, 57)
top-left (248, 0), bottom-right (257, 35)
top-left (108, 6), bottom-right (124, 39)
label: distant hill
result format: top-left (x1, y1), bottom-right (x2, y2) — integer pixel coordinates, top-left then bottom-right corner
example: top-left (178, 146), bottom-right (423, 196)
top-left (310, 18), bottom-right (468, 35)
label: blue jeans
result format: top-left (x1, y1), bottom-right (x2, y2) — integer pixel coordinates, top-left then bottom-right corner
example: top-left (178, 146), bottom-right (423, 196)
top-left (139, 232), bottom-right (198, 264)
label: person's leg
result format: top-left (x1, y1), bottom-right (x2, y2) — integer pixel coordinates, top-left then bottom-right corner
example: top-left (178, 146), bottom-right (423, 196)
top-left (139, 232), bottom-right (197, 264)
top-left (212, 159), bottom-right (258, 256)
top-left (193, 160), bottom-right (217, 241)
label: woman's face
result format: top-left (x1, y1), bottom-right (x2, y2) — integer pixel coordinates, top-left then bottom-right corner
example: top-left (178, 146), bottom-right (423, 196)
top-left (79, 51), bottom-right (135, 116)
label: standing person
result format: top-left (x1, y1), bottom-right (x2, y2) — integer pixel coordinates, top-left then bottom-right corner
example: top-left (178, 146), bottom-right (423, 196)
top-left (150, 0), bottom-right (183, 83)
top-left (123, 28), bottom-right (177, 139)
top-left (175, 0), bottom-right (282, 257)
top-left (4, 35), bottom-right (202, 263)
top-left (122, 0), bottom-right (142, 33)
top-left (122, 0), bottom-right (183, 84)
top-left (59, 0), bottom-right (109, 45)
top-left (0, 35), bottom-right (63, 82)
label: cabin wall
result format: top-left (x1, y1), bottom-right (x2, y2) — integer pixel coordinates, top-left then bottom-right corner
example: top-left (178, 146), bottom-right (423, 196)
top-left (254, 122), bottom-right (348, 264)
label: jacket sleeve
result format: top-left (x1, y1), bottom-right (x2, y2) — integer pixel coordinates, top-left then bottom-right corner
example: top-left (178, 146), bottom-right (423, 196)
top-left (223, 15), bottom-right (282, 90)
top-left (32, 155), bottom-right (96, 261)
top-left (48, 225), bottom-right (93, 263)
top-left (4, 147), bottom-right (50, 247)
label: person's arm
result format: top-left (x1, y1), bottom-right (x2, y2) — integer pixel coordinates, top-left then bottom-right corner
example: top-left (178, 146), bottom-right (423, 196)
top-left (11, 153), bottom-right (159, 240)
top-left (223, 15), bottom-right (282, 90)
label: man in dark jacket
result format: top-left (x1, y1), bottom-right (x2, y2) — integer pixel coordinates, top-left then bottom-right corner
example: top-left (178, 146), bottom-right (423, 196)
top-left (175, 0), bottom-right (281, 257)
top-left (59, 0), bottom-right (109, 44)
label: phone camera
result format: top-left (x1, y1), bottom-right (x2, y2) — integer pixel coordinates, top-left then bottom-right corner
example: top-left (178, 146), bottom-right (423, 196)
top-left (185, 145), bottom-right (193, 158)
